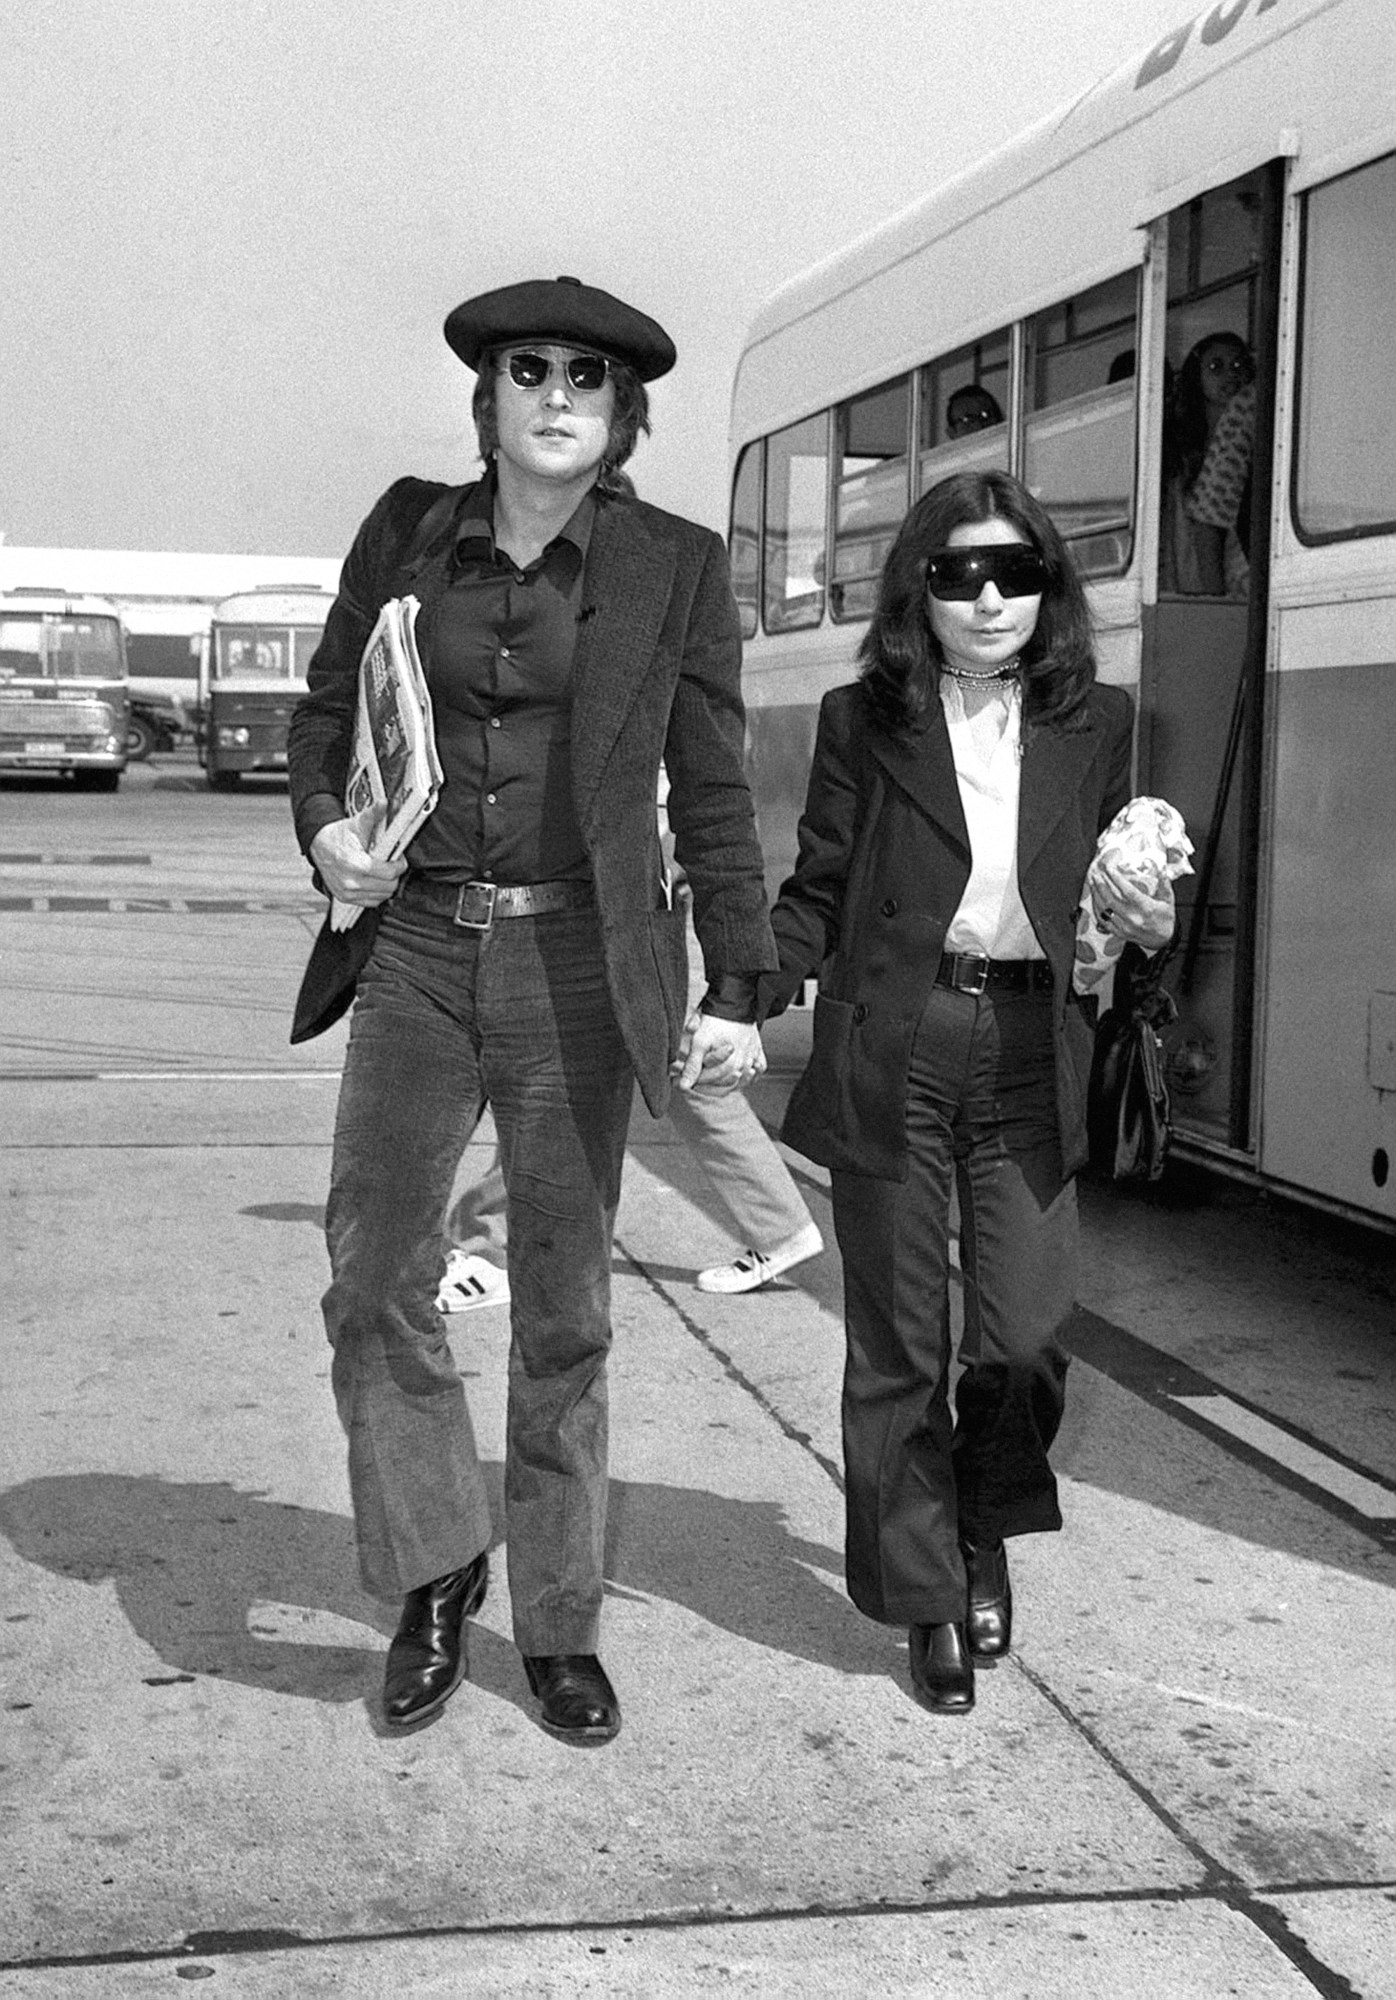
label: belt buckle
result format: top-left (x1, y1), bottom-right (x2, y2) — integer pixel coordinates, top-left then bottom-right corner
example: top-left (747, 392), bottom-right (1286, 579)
top-left (959, 953), bottom-right (989, 996)
top-left (454, 881), bottom-right (497, 930)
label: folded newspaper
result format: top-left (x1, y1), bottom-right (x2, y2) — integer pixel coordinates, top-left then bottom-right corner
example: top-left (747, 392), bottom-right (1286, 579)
top-left (329, 596), bottom-right (443, 932)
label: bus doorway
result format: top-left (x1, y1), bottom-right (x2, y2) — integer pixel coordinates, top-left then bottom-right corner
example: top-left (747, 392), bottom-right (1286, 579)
top-left (1139, 162), bottom-right (1281, 1157)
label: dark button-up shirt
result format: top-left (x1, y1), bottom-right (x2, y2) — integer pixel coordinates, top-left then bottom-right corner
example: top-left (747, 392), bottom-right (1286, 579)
top-left (407, 478), bottom-right (593, 883)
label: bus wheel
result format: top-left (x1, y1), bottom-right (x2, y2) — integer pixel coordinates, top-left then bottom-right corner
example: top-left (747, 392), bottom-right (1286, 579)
top-left (207, 769), bottom-right (241, 790)
top-left (74, 770), bottom-right (121, 792)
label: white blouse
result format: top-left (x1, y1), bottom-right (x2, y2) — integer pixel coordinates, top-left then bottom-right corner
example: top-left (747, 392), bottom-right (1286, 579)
top-left (939, 676), bottom-right (1044, 961)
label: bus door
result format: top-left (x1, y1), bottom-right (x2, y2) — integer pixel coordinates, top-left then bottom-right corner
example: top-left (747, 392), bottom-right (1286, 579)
top-left (1138, 162), bottom-right (1284, 1157)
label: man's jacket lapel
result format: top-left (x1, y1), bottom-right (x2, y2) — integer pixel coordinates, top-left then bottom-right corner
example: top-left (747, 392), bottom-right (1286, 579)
top-left (570, 501), bottom-right (676, 829)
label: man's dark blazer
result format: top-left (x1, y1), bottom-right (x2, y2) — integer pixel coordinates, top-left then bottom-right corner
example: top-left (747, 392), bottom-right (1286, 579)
top-left (286, 476), bottom-right (776, 1116)
top-left (763, 678), bottom-right (1133, 1181)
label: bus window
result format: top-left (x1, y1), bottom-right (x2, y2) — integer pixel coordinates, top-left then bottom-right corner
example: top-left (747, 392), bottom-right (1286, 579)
top-left (1294, 150), bottom-right (1396, 542)
top-left (729, 440), bottom-right (763, 640)
top-left (917, 331), bottom-right (1010, 493)
top-left (1168, 181), bottom-right (1263, 302)
top-left (832, 376), bottom-right (910, 622)
top-left (217, 628), bottom-right (291, 678)
top-left (0, 615), bottom-right (122, 679)
top-left (1022, 271), bottom-right (1137, 576)
top-left (763, 413), bottom-right (828, 633)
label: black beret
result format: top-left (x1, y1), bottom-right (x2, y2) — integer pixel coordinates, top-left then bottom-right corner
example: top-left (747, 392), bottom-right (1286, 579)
top-left (443, 275), bottom-right (676, 382)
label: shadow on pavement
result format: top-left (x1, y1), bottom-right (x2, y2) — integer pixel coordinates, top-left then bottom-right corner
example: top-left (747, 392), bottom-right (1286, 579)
top-left (0, 1466), bottom-right (885, 1720)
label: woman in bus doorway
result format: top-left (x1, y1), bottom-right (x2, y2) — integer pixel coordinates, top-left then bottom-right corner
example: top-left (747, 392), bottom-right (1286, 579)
top-left (761, 471), bottom-right (1174, 1714)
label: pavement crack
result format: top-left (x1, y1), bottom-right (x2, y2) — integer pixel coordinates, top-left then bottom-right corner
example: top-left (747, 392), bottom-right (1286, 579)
top-left (4, 1878), bottom-right (1390, 1978)
top-left (1012, 1655), bottom-right (1364, 1997)
top-left (618, 1237), bottom-right (845, 1493)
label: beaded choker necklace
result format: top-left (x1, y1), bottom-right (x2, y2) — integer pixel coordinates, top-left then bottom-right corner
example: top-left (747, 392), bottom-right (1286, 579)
top-left (940, 659), bottom-right (1020, 683)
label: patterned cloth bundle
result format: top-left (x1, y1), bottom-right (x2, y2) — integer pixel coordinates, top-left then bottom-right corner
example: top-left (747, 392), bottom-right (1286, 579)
top-left (1073, 796), bottom-right (1193, 1000)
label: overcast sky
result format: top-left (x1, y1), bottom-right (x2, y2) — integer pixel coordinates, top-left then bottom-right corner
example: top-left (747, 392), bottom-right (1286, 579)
top-left (2, 0), bottom-right (1191, 558)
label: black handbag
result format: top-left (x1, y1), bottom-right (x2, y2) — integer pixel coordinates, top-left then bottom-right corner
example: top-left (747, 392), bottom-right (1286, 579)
top-left (1087, 942), bottom-right (1178, 1183)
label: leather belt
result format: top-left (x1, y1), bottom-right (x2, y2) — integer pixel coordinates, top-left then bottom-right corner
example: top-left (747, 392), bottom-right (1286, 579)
top-left (400, 874), bottom-right (595, 931)
top-left (935, 951), bottom-right (1053, 997)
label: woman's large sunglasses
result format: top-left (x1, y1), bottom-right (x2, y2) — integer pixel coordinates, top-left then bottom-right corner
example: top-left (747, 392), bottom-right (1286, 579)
top-left (925, 546), bottom-right (1050, 602)
top-left (502, 350), bottom-right (612, 393)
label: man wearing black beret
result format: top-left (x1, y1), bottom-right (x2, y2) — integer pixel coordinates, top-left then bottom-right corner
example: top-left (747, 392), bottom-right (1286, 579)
top-left (287, 276), bottom-right (776, 1745)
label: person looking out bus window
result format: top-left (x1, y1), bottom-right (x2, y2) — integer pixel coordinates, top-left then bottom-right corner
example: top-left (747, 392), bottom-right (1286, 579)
top-left (945, 384), bottom-right (1004, 439)
top-left (286, 275), bottom-right (775, 1748)
top-left (755, 470), bottom-right (1174, 1714)
top-left (1162, 332), bottom-right (1256, 596)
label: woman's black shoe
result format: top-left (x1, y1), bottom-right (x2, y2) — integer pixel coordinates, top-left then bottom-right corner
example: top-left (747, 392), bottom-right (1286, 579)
top-left (523, 1653), bottom-right (621, 1744)
top-left (908, 1621), bottom-right (975, 1713)
top-left (961, 1538), bottom-right (1012, 1659)
top-left (383, 1553), bottom-right (489, 1729)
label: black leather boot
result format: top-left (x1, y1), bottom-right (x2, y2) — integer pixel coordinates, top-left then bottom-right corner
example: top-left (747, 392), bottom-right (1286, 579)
top-left (383, 1552), bottom-right (489, 1729)
top-left (961, 1538), bottom-right (1012, 1659)
top-left (522, 1653), bottom-right (621, 1744)
top-left (908, 1621), bottom-right (975, 1713)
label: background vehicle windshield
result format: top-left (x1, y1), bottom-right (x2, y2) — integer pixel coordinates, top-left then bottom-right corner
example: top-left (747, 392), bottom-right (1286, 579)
top-left (213, 625), bottom-right (322, 679)
top-left (0, 615), bottom-right (123, 680)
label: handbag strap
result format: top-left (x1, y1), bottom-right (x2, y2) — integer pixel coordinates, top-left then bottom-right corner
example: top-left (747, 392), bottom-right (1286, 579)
top-left (1119, 936), bottom-right (1179, 1027)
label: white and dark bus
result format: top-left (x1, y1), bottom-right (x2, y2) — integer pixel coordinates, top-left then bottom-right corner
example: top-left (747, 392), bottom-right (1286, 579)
top-left (0, 589), bottom-right (129, 789)
top-left (198, 585), bottom-right (334, 789)
top-left (728, 0), bottom-right (1396, 1229)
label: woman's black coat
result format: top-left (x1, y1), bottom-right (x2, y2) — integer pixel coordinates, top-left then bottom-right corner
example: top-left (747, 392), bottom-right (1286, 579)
top-left (764, 678), bottom-right (1134, 1182)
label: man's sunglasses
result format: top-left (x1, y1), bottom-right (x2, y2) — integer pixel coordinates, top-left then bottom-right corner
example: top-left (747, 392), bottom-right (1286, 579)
top-left (502, 350), bottom-right (612, 393)
top-left (925, 546), bottom-right (1050, 602)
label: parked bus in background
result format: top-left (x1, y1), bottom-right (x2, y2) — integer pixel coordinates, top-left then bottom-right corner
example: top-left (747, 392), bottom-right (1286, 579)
top-left (729, 0), bottom-right (1395, 1229)
top-left (198, 584), bottom-right (334, 790)
top-left (0, 588), bottom-right (129, 790)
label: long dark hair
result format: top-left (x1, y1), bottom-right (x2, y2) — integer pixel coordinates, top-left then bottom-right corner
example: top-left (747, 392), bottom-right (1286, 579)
top-left (471, 350), bottom-right (650, 493)
top-left (1168, 332), bottom-right (1254, 492)
top-left (858, 470), bottom-right (1096, 732)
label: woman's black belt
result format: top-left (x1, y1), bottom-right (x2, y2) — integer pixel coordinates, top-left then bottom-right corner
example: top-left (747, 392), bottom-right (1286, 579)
top-left (935, 951), bottom-right (1053, 996)
top-left (399, 874), bottom-right (594, 931)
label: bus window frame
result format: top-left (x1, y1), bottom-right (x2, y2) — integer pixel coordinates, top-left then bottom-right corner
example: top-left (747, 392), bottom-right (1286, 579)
top-left (830, 372), bottom-right (914, 625)
top-left (761, 409), bottom-right (832, 636)
top-left (1020, 267), bottom-right (1141, 580)
top-left (735, 274), bottom-right (1148, 638)
top-left (1289, 151), bottom-right (1396, 549)
top-left (728, 437), bottom-right (765, 642)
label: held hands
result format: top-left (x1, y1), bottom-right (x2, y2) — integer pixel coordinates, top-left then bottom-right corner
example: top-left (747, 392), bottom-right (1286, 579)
top-left (1090, 857), bottom-right (1176, 951)
top-left (671, 1011), bottom-right (767, 1093)
top-left (308, 808), bottom-right (406, 909)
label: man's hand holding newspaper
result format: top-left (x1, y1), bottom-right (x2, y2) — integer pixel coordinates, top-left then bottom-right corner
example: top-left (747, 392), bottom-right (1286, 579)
top-left (313, 596), bottom-right (442, 933)
top-left (310, 806), bottom-right (408, 918)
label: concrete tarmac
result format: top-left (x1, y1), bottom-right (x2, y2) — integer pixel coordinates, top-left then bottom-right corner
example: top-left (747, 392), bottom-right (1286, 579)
top-left (1, 758), bottom-right (1393, 1995)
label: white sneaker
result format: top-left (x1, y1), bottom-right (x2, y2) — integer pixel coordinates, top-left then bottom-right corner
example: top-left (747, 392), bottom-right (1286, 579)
top-left (436, 1251), bottom-right (510, 1313)
top-left (696, 1221), bottom-right (823, 1294)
